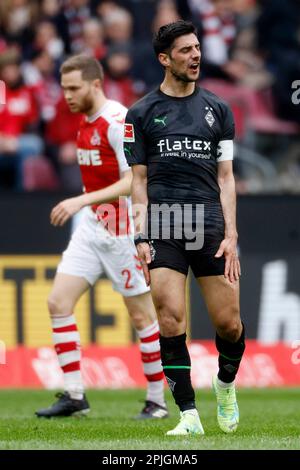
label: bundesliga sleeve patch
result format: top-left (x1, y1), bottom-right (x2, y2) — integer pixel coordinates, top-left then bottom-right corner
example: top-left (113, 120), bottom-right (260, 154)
top-left (124, 123), bottom-right (135, 142)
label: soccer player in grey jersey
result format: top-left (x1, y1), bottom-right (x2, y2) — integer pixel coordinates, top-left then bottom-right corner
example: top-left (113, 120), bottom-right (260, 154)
top-left (124, 20), bottom-right (245, 436)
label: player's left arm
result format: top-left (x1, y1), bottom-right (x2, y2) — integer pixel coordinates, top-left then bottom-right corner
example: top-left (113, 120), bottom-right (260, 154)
top-left (215, 159), bottom-right (241, 283)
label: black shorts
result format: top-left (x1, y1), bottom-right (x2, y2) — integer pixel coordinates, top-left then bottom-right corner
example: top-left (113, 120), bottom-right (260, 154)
top-left (148, 238), bottom-right (225, 277)
top-left (148, 203), bottom-right (225, 278)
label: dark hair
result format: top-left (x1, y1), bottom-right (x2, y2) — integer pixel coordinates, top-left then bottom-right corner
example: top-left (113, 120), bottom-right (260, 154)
top-left (60, 55), bottom-right (104, 81)
top-left (153, 20), bottom-right (197, 56)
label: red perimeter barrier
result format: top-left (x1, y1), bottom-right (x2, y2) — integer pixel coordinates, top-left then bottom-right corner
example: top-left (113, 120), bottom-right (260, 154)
top-left (0, 341), bottom-right (300, 388)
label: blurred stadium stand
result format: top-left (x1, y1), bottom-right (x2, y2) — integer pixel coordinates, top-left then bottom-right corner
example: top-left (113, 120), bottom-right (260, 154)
top-left (0, 0), bottom-right (299, 193)
top-left (23, 155), bottom-right (60, 191)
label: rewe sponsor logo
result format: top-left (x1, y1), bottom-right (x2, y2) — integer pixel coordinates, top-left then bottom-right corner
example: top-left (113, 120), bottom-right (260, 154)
top-left (77, 148), bottom-right (102, 166)
top-left (157, 138), bottom-right (211, 153)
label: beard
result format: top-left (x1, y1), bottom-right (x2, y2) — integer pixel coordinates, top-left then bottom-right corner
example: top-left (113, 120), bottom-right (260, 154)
top-left (170, 68), bottom-right (199, 83)
top-left (77, 92), bottom-right (95, 114)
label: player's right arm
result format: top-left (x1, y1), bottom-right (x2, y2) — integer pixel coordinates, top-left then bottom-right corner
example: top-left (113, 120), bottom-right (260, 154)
top-left (131, 164), bottom-right (151, 286)
top-left (51, 116), bottom-right (132, 227)
top-left (124, 107), bottom-right (151, 285)
top-left (50, 170), bottom-right (132, 227)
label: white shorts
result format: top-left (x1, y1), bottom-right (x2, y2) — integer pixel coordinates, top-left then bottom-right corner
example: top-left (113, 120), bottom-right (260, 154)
top-left (57, 207), bottom-right (150, 297)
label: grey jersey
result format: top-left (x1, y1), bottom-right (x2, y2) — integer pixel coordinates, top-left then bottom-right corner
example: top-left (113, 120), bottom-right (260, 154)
top-left (124, 86), bottom-right (235, 205)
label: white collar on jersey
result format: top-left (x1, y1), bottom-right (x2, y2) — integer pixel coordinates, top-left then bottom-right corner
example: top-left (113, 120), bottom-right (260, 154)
top-left (86, 101), bottom-right (110, 123)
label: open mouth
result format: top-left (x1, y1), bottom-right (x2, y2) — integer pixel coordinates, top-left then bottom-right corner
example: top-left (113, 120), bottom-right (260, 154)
top-left (189, 63), bottom-right (200, 72)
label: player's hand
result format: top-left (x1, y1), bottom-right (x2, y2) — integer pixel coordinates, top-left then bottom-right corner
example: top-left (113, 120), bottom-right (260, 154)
top-left (50, 196), bottom-right (84, 226)
top-left (215, 235), bottom-right (241, 283)
top-left (136, 242), bottom-right (152, 286)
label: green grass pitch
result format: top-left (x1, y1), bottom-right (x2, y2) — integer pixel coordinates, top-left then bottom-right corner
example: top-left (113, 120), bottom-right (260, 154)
top-left (0, 388), bottom-right (299, 450)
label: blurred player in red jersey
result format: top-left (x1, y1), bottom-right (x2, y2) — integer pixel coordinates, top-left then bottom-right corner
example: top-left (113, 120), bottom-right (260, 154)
top-left (0, 49), bottom-right (43, 190)
top-left (36, 55), bottom-right (168, 420)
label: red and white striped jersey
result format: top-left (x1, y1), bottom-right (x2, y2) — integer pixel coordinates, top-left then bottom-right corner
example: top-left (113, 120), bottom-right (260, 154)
top-left (76, 100), bottom-right (131, 235)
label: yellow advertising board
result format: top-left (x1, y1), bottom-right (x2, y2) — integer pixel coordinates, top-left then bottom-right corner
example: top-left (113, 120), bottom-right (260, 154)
top-left (0, 256), bottom-right (190, 348)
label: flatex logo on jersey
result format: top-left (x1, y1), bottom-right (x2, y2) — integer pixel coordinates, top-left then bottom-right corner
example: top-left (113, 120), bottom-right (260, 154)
top-left (157, 137), bottom-right (212, 161)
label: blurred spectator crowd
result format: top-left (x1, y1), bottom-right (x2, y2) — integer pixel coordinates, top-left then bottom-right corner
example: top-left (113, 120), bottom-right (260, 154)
top-left (0, 0), bottom-right (299, 194)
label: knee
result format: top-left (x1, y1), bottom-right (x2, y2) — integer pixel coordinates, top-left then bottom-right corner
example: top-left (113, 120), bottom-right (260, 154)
top-left (47, 294), bottom-right (72, 318)
top-left (128, 307), bottom-right (148, 330)
top-left (155, 304), bottom-right (185, 337)
top-left (216, 314), bottom-right (242, 343)
top-left (126, 295), bottom-right (155, 330)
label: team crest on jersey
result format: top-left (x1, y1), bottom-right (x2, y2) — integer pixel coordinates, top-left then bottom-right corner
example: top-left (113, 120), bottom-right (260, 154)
top-left (124, 123), bottom-right (135, 142)
top-left (90, 129), bottom-right (101, 146)
top-left (205, 107), bottom-right (215, 127)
